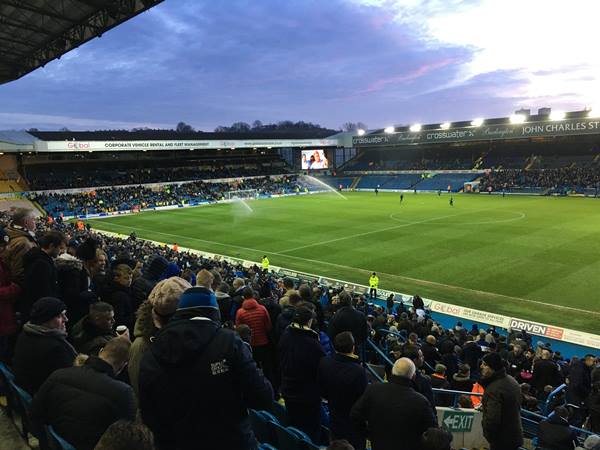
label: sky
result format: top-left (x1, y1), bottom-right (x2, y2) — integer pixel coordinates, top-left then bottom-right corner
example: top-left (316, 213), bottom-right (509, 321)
top-left (1, 0), bottom-right (599, 132)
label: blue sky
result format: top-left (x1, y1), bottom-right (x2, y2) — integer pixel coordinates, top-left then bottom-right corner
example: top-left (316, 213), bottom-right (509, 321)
top-left (0, 0), bottom-right (598, 131)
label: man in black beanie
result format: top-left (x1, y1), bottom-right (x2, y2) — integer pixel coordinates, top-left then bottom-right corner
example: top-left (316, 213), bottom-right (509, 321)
top-left (480, 352), bottom-right (523, 450)
top-left (13, 297), bottom-right (77, 394)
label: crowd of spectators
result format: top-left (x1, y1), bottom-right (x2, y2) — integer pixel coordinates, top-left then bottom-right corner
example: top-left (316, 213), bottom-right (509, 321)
top-left (0, 207), bottom-right (598, 449)
top-left (31, 175), bottom-right (307, 217)
top-left (480, 168), bottom-right (600, 192)
top-left (26, 160), bottom-right (290, 191)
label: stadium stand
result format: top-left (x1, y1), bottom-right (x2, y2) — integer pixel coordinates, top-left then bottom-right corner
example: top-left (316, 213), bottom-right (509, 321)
top-left (0, 205), bottom-right (597, 449)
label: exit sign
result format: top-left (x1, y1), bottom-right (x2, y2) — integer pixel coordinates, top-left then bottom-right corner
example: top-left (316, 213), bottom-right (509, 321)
top-left (442, 411), bottom-right (475, 432)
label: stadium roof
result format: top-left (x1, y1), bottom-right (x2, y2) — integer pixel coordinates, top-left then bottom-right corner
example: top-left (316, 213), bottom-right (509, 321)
top-left (28, 129), bottom-right (336, 141)
top-left (0, 0), bottom-right (164, 85)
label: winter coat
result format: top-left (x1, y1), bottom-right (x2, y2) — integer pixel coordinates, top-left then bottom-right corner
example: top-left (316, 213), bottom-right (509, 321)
top-left (0, 258), bottom-right (21, 336)
top-left (139, 310), bottom-right (273, 450)
top-left (421, 341), bottom-right (441, 368)
top-left (12, 323), bottom-right (77, 394)
top-left (462, 341), bottom-right (483, 370)
top-left (55, 255), bottom-right (95, 328)
top-left (235, 298), bottom-right (272, 347)
top-left (70, 315), bottom-right (115, 356)
top-left (414, 371), bottom-right (436, 413)
top-left (128, 300), bottom-right (156, 397)
top-left (22, 247), bottom-right (58, 318)
top-left (585, 391), bottom-right (600, 433)
top-left (480, 368), bottom-right (524, 448)
top-left (279, 323), bottom-right (325, 403)
top-left (31, 356), bottom-right (136, 450)
top-left (532, 359), bottom-right (563, 394)
top-left (351, 375), bottom-right (437, 450)
top-left (100, 280), bottom-right (134, 331)
top-left (130, 256), bottom-right (168, 311)
top-left (275, 305), bottom-right (295, 341)
top-left (216, 290), bottom-right (233, 323)
top-left (3, 225), bottom-right (37, 286)
top-left (567, 360), bottom-right (592, 406)
top-left (431, 373), bottom-right (452, 407)
top-left (318, 352), bottom-right (368, 450)
top-left (451, 373), bottom-right (475, 393)
top-left (538, 413), bottom-right (579, 450)
top-left (328, 306), bottom-right (368, 345)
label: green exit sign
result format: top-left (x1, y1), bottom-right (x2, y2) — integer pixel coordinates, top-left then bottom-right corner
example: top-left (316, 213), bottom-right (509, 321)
top-left (442, 411), bottom-right (475, 432)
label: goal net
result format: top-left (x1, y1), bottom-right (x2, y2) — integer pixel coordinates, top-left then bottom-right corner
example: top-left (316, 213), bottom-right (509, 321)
top-left (224, 189), bottom-right (260, 201)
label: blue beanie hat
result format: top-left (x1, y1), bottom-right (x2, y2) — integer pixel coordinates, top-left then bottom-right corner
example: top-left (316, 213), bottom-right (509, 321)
top-left (177, 287), bottom-right (218, 311)
top-left (160, 262), bottom-right (181, 281)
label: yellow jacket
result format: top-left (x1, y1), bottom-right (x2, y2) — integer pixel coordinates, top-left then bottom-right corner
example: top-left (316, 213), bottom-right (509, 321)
top-left (369, 275), bottom-right (379, 288)
top-left (261, 257), bottom-right (270, 270)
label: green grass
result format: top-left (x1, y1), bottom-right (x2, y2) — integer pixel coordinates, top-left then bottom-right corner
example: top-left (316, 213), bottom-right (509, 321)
top-left (85, 192), bottom-right (600, 334)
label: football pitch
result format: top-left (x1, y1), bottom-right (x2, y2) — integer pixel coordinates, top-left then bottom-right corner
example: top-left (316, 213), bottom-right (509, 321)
top-left (86, 192), bottom-right (600, 334)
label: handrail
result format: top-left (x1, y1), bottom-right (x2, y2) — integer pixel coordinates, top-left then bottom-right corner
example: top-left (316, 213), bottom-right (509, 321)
top-left (542, 383), bottom-right (567, 415)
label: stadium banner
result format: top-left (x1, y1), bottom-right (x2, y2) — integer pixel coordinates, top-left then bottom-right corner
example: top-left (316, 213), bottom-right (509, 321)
top-left (353, 118), bottom-right (600, 147)
top-left (35, 138), bottom-right (338, 152)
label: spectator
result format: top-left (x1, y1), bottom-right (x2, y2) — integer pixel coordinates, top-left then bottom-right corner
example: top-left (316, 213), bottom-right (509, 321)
top-left (0, 226), bottom-right (21, 362)
top-left (586, 382), bottom-right (600, 433)
top-left (100, 263), bottom-right (135, 331)
top-left (538, 406), bottom-right (579, 450)
top-left (457, 395), bottom-right (474, 408)
top-left (22, 230), bottom-right (67, 319)
top-left (328, 290), bottom-right (368, 346)
top-left (431, 363), bottom-right (452, 407)
top-left (318, 331), bottom-right (368, 450)
top-left (13, 297), bottom-right (77, 394)
top-left (139, 286), bottom-right (273, 450)
top-left (351, 357), bottom-right (437, 450)
top-left (216, 282), bottom-right (233, 324)
top-left (94, 420), bottom-right (156, 450)
top-left (402, 344), bottom-right (436, 411)
top-left (480, 352), bottom-right (523, 450)
top-left (3, 208), bottom-right (38, 286)
top-left (507, 343), bottom-right (528, 377)
top-left (31, 337), bottom-right (136, 450)
top-left (55, 252), bottom-right (93, 329)
top-left (279, 305), bottom-right (325, 442)
top-left (451, 363), bottom-right (474, 393)
top-left (577, 435), bottom-right (600, 450)
top-left (230, 277), bottom-right (246, 319)
top-left (235, 286), bottom-right (272, 378)
top-left (568, 354), bottom-right (595, 426)
top-left (128, 276), bottom-right (190, 396)
top-left (532, 349), bottom-right (563, 396)
top-left (71, 302), bottom-right (117, 355)
top-left (131, 256), bottom-right (168, 311)
top-left (421, 335), bottom-right (441, 368)
top-left (275, 291), bottom-right (302, 340)
top-left (461, 335), bottom-right (483, 377)
top-left (421, 427), bottom-right (453, 450)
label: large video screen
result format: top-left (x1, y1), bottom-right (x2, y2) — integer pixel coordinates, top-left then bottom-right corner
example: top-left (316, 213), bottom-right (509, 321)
top-left (301, 149), bottom-right (329, 170)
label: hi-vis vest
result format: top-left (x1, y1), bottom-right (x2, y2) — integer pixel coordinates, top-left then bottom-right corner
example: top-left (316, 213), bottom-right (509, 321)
top-left (262, 257), bottom-right (270, 270)
top-left (369, 275), bottom-right (379, 289)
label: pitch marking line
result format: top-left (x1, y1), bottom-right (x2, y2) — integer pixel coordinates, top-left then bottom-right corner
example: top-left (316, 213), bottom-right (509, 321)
top-left (278, 208), bottom-right (496, 254)
top-left (87, 219), bottom-right (600, 317)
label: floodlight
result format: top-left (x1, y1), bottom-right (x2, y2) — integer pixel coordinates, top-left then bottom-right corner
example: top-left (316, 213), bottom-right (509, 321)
top-left (384, 126), bottom-right (395, 133)
top-left (549, 110), bottom-right (566, 121)
top-left (471, 118), bottom-right (484, 127)
top-left (440, 122), bottom-right (451, 130)
top-left (509, 114), bottom-right (526, 124)
top-left (409, 124), bottom-right (422, 132)
top-left (357, 129), bottom-right (366, 136)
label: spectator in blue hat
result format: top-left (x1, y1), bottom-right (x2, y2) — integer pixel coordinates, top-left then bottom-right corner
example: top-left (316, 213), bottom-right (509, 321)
top-left (139, 286), bottom-right (273, 450)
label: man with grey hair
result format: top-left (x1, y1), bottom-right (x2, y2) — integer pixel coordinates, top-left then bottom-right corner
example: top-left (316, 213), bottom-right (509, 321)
top-left (3, 207), bottom-right (38, 285)
top-left (351, 357), bottom-right (437, 450)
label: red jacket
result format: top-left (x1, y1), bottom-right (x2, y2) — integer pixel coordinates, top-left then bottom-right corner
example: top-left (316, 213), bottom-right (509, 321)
top-left (0, 258), bottom-right (21, 336)
top-left (235, 298), bottom-right (272, 347)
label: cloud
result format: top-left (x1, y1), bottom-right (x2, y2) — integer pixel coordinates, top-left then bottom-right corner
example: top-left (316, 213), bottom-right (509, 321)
top-left (0, 112), bottom-right (171, 131)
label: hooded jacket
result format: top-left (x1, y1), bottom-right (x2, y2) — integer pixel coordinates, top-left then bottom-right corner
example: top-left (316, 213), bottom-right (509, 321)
top-left (139, 309), bottom-right (273, 450)
top-left (3, 225), bottom-right (37, 286)
top-left (538, 413), bottom-right (579, 450)
top-left (235, 298), bottom-right (272, 347)
top-left (55, 254), bottom-right (94, 328)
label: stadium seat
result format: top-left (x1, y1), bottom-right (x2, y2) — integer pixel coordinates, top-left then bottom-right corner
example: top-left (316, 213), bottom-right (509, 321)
top-left (40, 425), bottom-right (76, 450)
top-left (259, 444), bottom-right (278, 450)
top-left (0, 362), bottom-right (34, 437)
top-left (249, 409), bottom-right (278, 446)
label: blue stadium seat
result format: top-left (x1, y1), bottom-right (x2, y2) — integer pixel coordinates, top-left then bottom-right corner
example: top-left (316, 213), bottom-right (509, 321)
top-left (0, 362), bottom-right (34, 438)
top-left (273, 422), bottom-right (304, 450)
top-left (249, 409), bottom-right (278, 446)
top-left (42, 425), bottom-right (76, 450)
